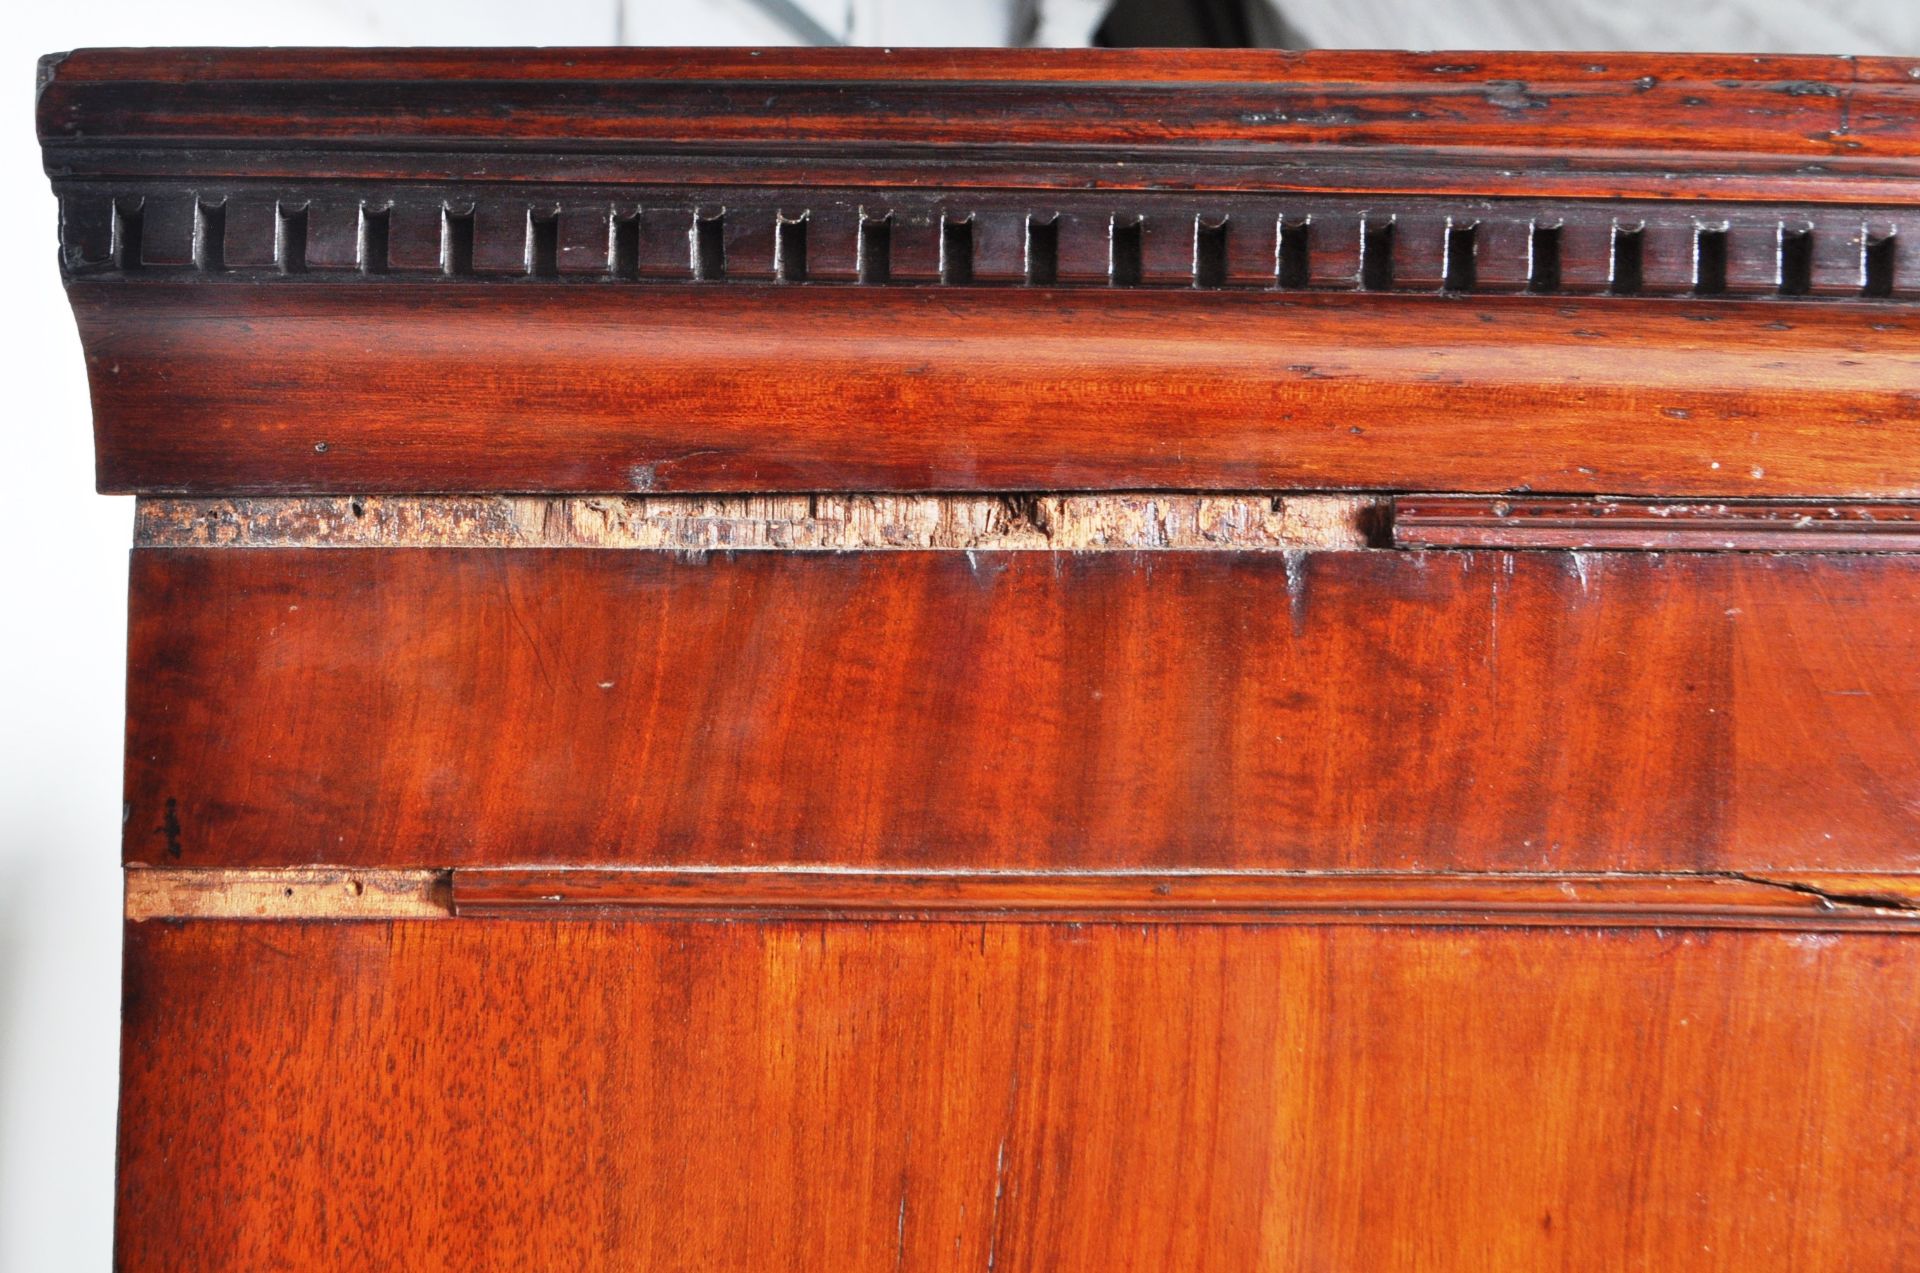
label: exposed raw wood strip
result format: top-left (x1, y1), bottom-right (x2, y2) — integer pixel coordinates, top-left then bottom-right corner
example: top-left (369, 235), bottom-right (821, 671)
top-left (134, 494), bottom-right (1385, 552)
top-left (449, 868), bottom-right (1920, 931)
top-left (126, 868), bottom-right (451, 921)
top-left (1394, 496), bottom-right (1920, 551)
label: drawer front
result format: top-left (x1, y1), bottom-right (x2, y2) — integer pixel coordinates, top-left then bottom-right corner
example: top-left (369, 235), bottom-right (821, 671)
top-left (115, 532), bottom-right (1920, 1269)
top-left (126, 546), bottom-right (1920, 875)
top-left (120, 919), bottom-right (1920, 1271)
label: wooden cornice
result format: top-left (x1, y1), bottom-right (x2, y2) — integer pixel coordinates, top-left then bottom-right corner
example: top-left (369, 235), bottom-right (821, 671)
top-left (37, 48), bottom-right (1920, 192)
top-left (36, 48), bottom-right (1920, 498)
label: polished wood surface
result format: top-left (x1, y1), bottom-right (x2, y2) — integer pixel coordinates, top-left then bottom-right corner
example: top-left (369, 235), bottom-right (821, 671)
top-left (444, 866), bottom-right (1920, 930)
top-left (39, 47), bottom-right (1920, 188)
top-left (42, 47), bottom-right (1920, 498)
top-left (40, 46), bottom-right (1920, 1271)
top-left (125, 547), bottom-right (1920, 874)
top-left (119, 919), bottom-right (1920, 1271)
top-left (129, 494), bottom-right (1383, 552)
top-left (73, 286), bottom-right (1920, 497)
top-left (1394, 496), bottom-right (1920, 550)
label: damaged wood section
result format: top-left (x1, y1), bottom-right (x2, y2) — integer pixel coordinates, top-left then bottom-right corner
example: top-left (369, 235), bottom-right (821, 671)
top-left (1396, 496), bottom-right (1920, 551)
top-left (133, 493), bottom-right (1384, 552)
top-left (125, 868), bottom-right (450, 921)
top-left (57, 47), bottom-right (1920, 1273)
top-left (122, 548), bottom-right (1920, 874)
top-left (135, 494), bottom-right (1920, 554)
top-left (118, 866), bottom-right (1920, 928)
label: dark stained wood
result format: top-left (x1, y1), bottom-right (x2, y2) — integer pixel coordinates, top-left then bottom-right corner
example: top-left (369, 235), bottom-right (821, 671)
top-left (75, 285), bottom-right (1920, 497)
top-left (38, 43), bottom-right (1920, 352)
top-left (123, 547), bottom-right (1920, 875)
top-left (1394, 496), bottom-right (1920, 550)
top-left (60, 188), bottom-right (1915, 301)
top-left (118, 919), bottom-right (1920, 1271)
top-left (45, 47), bottom-right (1920, 499)
top-left (38, 48), bottom-right (1920, 192)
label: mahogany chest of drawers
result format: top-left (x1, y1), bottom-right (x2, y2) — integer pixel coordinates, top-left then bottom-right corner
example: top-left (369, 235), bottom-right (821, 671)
top-left (38, 46), bottom-right (1920, 1270)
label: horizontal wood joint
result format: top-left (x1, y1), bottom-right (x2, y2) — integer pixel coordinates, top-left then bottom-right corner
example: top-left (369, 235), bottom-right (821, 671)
top-left (1393, 496), bottom-right (1920, 551)
top-left (124, 867), bottom-right (1920, 928)
top-left (126, 868), bottom-right (452, 921)
top-left (446, 869), bottom-right (1920, 931)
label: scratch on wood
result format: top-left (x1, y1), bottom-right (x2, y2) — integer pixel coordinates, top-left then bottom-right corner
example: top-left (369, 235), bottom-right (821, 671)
top-left (986, 1139), bottom-right (1008, 1272)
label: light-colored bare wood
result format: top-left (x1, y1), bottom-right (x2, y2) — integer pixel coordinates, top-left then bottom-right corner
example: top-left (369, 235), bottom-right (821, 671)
top-left (133, 494), bottom-right (1384, 551)
top-left (125, 868), bottom-right (452, 921)
top-left (449, 867), bottom-right (1920, 930)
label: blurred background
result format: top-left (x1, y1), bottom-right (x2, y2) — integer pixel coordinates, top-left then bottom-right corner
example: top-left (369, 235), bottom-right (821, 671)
top-left (3, 1), bottom-right (1915, 1267)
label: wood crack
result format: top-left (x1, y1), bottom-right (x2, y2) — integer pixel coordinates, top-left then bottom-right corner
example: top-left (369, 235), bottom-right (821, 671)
top-left (1722, 870), bottom-right (1920, 912)
top-left (125, 866), bottom-right (1920, 928)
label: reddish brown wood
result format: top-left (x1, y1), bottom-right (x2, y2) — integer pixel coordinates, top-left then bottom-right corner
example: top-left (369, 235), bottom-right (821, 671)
top-left (447, 867), bottom-right (1920, 931)
top-left (1394, 496), bottom-right (1920, 550)
top-left (38, 48), bottom-right (1920, 187)
top-left (75, 285), bottom-right (1920, 496)
top-left (41, 48), bottom-right (1920, 1270)
top-left (118, 919), bottom-right (1920, 1271)
top-left (124, 547), bottom-right (1920, 874)
top-left (44, 45), bottom-right (1915, 88)
top-left (45, 47), bottom-right (1920, 498)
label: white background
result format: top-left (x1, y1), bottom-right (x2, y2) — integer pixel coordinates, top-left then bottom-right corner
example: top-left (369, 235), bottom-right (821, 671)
top-left (1, 2), bottom-right (1910, 1267)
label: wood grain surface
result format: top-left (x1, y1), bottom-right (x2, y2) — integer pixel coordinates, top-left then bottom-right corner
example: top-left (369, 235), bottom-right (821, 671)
top-left (445, 866), bottom-right (1920, 930)
top-left (75, 285), bottom-right (1920, 497)
top-left (40, 48), bottom-right (1920, 187)
top-left (124, 547), bottom-right (1920, 874)
top-left (53, 47), bottom-right (1920, 1271)
top-left (1394, 495), bottom-right (1920, 550)
top-left (117, 919), bottom-right (1920, 1272)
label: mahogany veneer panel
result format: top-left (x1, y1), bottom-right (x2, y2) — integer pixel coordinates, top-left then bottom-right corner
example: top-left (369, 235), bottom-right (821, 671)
top-left (74, 286), bottom-right (1920, 497)
top-left (118, 919), bottom-right (1920, 1272)
top-left (125, 547), bottom-right (1920, 873)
